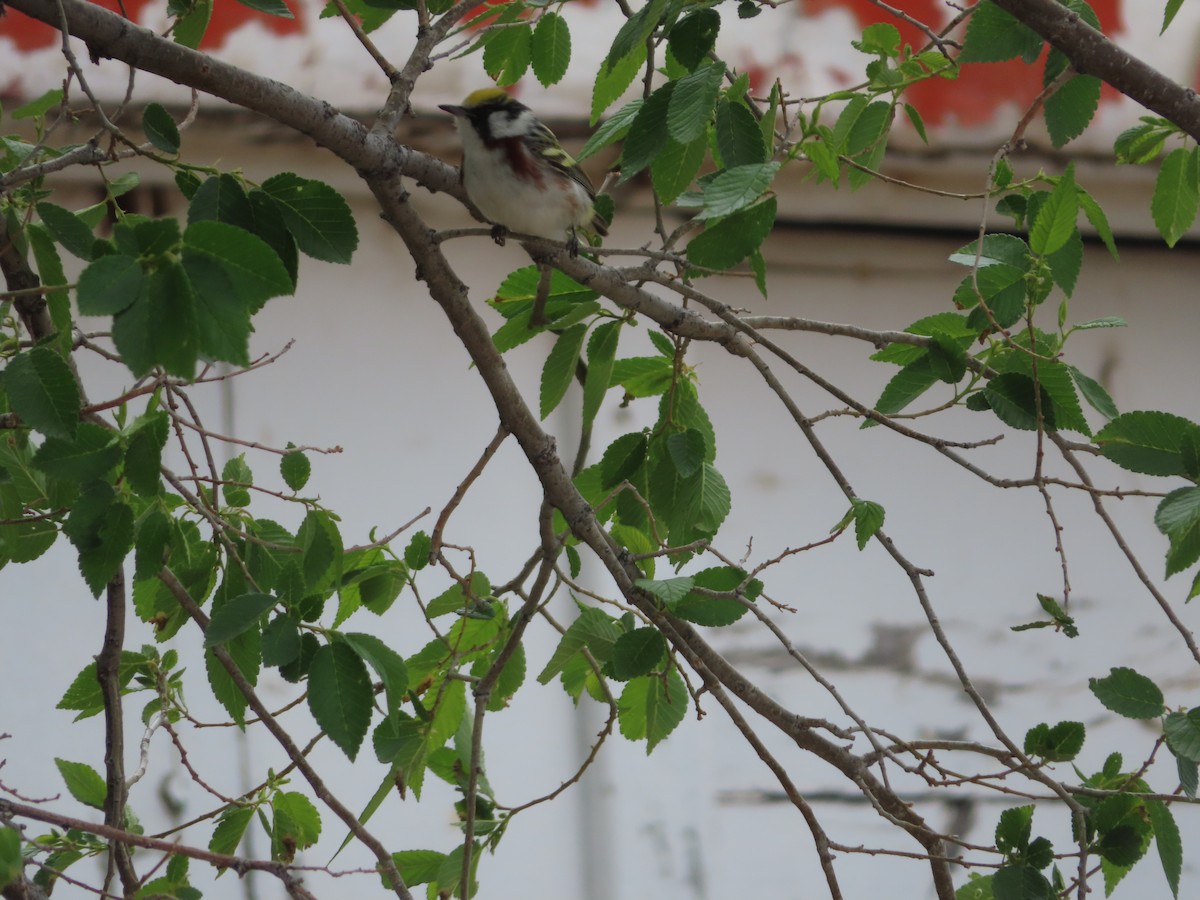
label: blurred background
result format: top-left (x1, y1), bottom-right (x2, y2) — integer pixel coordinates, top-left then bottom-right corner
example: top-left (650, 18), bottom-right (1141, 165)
top-left (3, 1), bottom-right (1200, 897)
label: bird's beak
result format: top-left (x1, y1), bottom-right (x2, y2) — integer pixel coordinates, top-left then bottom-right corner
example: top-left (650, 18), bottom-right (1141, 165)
top-left (438, 104), bottom-right (464, 116)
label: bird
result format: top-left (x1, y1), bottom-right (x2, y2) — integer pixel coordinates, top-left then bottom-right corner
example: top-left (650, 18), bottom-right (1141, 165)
top-left (439, 88), bottom-right (608, 257)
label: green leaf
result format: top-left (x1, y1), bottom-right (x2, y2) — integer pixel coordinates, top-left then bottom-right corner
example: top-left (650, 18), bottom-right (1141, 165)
top-left (63, 482), bottom-right (133, 596)
top-left (1163, 0), bottom-right (1186, 33)
top-left (668, 8), bottom-right (720, 71)
top-left (308, 642), bottom-right (374, 760)
top-left (1157, 486), bottom-right (1200, 576)
top-left (959, 1), bottom-right (1043, 63)
top-left (272, 791), bottom-right (321, 856)
top-left (233, 0), bottom-right (293, 16)
top-left (582, 321), bottom-right (620, 432)
top-left (1088, 666), bottom-right (1165, 719)
top-left (603, 0), bottom-right (665, 75)
top-left (35, 202), bottom-right (96, 261)
top-left (699, 162), bottom-right (780, 219)
top-left (173, 0), bottom-right (213, 48)
top-left (125, 411), bottom-right (169, 496)
top-left (714, 98), bottom-right (767, 168)
top-left (54, 758), bottom-right (107, 810)
top-left (1152, 147), bottom-right (1200, 247)
top-left (850, 498), bottom-right (884, 549)
top-left (404, 531), bottom-right (431, 571)
top-left (1045, 74), bottom-right (1101, 148)
top-left (26, 224), bottom-right (71, 340)
top-left (611, 628), bottom-right (667, 680)
top-left (11, 87), bottom-right (64, 120)
top-left (209, 805), bottom-right (254, 856)
top-left (0, 829), bottom-right (20, 895)
top-left (538, 606), bottom-right (624, 684)
top-left (483, 23), bottom-right (533, 86)
top-left (205, 593), bottom-right (276, 647)
top-left (32, 422), bottom-right (120, 482)
top-left (903, 102), bottom-right (929, 144)
top-left (1146, 799), bottom-right (1182, 897)
top-left (666, 429), bottom-right (706, 479)
top-left (261, 173), bottom-right (358, 264)
top-left (281, 448), bottom-right (311, 491)
top-left (673, 565), bottom-right (759, 627)
top-left (540, 323), bottom-right (588, 419)
top-left (995, 804), bottom-right (1033, 856)
top-left (56, 652), bottom-right (146, 718)
top-left (4, 347), bottom-right (81, 439)
top-left (142, 103), bottom-right (181, 153)
top-left (1030, 164), bottom-right (1078, 256)
top-left (531, 12), bottom-right (570, 87)
top-left (1165, 708), bottom-right (1200, 762)
top-left (261, 614), bottom-right (301, 667)
top-left (617, 668), bottom-right (687, 752)
top-left (590, 49), bottom-right (645, 125)
top-left (618, 84), bottom-right (673, 181)
top-left (112, 259), bottom-right (198, 378)
top-left (600, 432), bottom-right (649, 488)
top-left (871, 357), bottom-right (940, 418)
top-left (635, 576), bottom-right (695, 608)
top-left (1095, 411), bottom-right (1200, 477)
top-left (687, 196), bottom-right (776, 270)
top-left (188, 174), bottom-right (254, 227)
top-left (297, 509), bottom-right (342, 590)
top-left (1023, 721), bottom-right (1085, 761)
top-left (982, 373), bottom-right (1053, 432)
top-left (342, 632), bottom-right (409, 716)
top-left (183, 219), bottom-right (292, 310)
top-left (1066, 366), bottom-right (1118, 421)
top-left (610, 355), bottom-right (674, 397)
top-left (667, 62), bottom-right (725, 145)
top-left (222, 453), bottom-right (253, 508)
top-left (651, 134), bottom-right (707, 205)
top-left (580, 97), bottom-right (643, 161)
top-left (77, 254), bottom-right (143, 316)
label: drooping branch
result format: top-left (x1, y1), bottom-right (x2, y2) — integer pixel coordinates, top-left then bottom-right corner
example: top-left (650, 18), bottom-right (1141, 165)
top-left (988, 0), bottom-right (1200, 141)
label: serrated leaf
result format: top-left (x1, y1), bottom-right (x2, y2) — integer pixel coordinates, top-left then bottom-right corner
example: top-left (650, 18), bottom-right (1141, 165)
top-left (1163, 0), bottom-right (1186, 33)
top-left (651, 134), bottom-right (707, 205)
top-left (308, 642), bottom-right (374, 760)
top-left (617, 668), bottom-right (687, 752)
top-left (112, 260), bottom-right (198, 378)
top-left (281, 449), bottom-right (311, 491)
top-left (591, 49), bottom-right (645, 125)
top-left (77, 254), bottom-right (143, 316)
top-left (665, 429), bottom-right (706, 479)
top-left (5, 346), bottom-right (82, 439)
top-left (850, 498), bottom-right (884, 549)
top-left (540, 323), bottom-right (588, 419)
top-left (54, 759), bottom-right (107, 810)
top-left (714, 97), bottom-right (766, 168)
top-left (297, 510), bottom-right (342, 590)
top-left (959, 1), bottom-right (1043, 63)
top-left (209, 805), bottom-right (254, 856)
top-left (1030, 165), bottom-right (1078, 256)
top-left (32, 422), bottom-right (120, 482)
top-left (1146, 799), bottom-right (1181, 897)
top-left (667, 62), bottom-right (724, 145)
top-left (669, 9), bottom-right (720, 72)
top-left (580, 97), bottom-right (643, 161)
top-left (35, 202), bottom-right (96, 261)
top-left (142, 103), bottom-right (181, 153)
top-left (1165, 708), bottom-right (1200, 762)
top-left (618, 84), bottom-right (673, 181)
top-left (342, 632), bottom-right (409, 717)
top-left (272, 791), bottom-right (321, 858)
top-left (261, 173), bottom-right (358, 264)
top-left (1045, 74), bottom-right (1101, 148)
top-left (635, 576), bottom-right (695, 607)
top-left (1024, 720), bottom-right (1085, 761)
top-left (582, 321), bottom-right (620, 432)
top-left (483, 22), bottom-right (532, 86)
top-left (611, 628), bottom-right (667, 680)
top-left (1096, 411), bottom-right (1200, 476)
top-left (205, 593), bottom-right (276, 647)
top-left (222, 454), bottom-right (253, 508)
top-left (1088, 666), bottom-right (1165, 718)
top-left (983, 373), bottom-right (1053, 431)
top-left (700, 162), bottom-right (779, 219)
top-left (1152, 147), bottom-right (1200, 247)
top-left (233, 0), bottom-right (293, 17)
top-left (687, 196), bottom-right (776, 270)
top-left (531, 12), bottom-right (570, 87)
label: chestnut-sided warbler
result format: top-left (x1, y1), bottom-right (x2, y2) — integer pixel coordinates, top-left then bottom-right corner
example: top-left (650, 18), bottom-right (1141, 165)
top-left (439, 88), bottom-right (608, 254)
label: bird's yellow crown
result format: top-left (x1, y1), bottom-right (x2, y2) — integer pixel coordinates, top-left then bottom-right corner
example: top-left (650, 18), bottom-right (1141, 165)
top-left (461, 87), bottom-right (513, 109)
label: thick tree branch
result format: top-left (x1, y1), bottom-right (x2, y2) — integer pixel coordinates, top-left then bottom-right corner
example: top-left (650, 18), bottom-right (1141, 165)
top-left (989, 0), bottom-right (1200, 141)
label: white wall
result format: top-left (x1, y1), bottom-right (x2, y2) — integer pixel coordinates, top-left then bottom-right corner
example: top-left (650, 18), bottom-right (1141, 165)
top-left (4, 132), bottom-right (1200, 899)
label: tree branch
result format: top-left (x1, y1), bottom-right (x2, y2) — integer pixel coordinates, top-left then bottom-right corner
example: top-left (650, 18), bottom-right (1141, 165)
top-left (989, 0), bottom-right (1200, 141)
